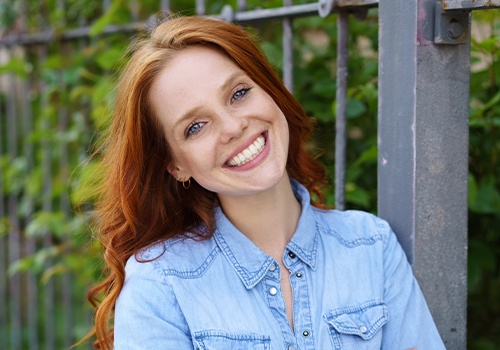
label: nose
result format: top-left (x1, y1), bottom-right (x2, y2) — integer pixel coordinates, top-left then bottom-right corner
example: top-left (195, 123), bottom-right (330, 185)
top-left (218, 109), bottom-right (248, 143)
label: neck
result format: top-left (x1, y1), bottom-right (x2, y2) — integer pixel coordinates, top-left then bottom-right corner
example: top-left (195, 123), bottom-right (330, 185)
top-left (218, 175), bottom-right (302, 260)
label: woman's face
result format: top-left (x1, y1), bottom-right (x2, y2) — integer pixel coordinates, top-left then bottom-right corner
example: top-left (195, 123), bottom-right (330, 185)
top-left (149, 46), bottom-right (290, 200)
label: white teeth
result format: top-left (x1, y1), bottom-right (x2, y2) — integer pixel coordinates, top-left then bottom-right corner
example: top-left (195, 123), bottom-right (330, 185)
top-left (227, 135), bottom-right (266, 167)
top-left (249, 144), bottom-right (258, 154)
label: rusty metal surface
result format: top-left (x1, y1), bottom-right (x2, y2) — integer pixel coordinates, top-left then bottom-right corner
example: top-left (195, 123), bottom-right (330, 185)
top-left (440, 0), bottom-right (500, 10)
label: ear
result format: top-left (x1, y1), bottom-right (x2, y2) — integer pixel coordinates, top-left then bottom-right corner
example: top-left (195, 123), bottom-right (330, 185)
top-left (167, 162), bottom-right (190, 181)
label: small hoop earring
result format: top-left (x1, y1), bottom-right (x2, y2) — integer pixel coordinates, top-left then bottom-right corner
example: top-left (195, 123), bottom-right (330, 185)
top-left (181, 177), bottom-right (191, 190)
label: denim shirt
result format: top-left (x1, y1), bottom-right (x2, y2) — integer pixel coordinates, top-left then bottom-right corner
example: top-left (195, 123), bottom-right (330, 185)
top-left (115, 180), bottom-right (445, 349)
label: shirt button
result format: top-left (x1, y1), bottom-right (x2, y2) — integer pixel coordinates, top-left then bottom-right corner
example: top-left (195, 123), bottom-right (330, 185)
top-left (288, 346), bottom-right (296, 350)
top-left (302, 330), bottom-right (310, 337)
top-left (295, 272), bottom-right (303, 279)
top-left (269, 287), bottom-right (278, 296)
top-left (269, 263), bottom-right (277, 271)
top-left (359, 325), bottom-right (368, 333)
top-left (288, 252), bottom-right (296, 259)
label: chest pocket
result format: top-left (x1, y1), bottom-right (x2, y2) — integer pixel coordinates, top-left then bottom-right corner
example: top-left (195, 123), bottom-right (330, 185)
top-left (324, 301), bottom-right (388, 350)
top-left (194, 330), bottom-right (271, 350)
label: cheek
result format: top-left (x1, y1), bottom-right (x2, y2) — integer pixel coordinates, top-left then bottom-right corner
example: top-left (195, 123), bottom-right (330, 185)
top-left (178, 145), bottom-right (215, 174)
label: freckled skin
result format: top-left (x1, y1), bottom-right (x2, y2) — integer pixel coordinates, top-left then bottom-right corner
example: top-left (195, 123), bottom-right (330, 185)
top-left (149, 46), bottom-right (290, 201)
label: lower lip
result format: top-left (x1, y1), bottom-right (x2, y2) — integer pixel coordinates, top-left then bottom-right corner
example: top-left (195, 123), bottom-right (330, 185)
top-left (224, 133), bottom-right (270, 172)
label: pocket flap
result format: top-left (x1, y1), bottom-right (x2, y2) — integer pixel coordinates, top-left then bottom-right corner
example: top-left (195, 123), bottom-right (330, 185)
top-left (194, 330), bottom-right (271, 349)
top-left (324, 301), bottom-right (388, 340)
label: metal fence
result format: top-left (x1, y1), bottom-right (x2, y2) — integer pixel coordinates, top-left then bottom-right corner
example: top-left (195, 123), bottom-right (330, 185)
top-left (1, 0), bottom-right (499, 349)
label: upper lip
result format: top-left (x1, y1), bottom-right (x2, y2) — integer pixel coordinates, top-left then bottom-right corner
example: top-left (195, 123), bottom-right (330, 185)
top-left (224, 131), bottom-right (266, 164)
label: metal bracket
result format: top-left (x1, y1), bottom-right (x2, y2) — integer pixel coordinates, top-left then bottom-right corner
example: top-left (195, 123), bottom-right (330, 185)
top-left (318, 0), bottom-right (334, 18)
top-left (434, 3), bottom-right (471, 45)
top-left (434, 0), bottom-right (500, 45)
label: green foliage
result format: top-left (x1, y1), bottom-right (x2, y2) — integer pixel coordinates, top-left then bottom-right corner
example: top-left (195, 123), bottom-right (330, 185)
top-left (467, 10), bottom-right (500, 348)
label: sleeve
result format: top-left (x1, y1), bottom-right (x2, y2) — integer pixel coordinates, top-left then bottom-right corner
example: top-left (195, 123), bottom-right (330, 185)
top-left (114, 259), bottom-right (194, 349)
top-left (380, 222), bottom-right (446, 349)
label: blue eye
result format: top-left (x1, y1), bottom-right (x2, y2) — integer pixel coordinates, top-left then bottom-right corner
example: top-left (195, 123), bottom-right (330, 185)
top-left (185, 121), bottom-right (205, 138)
top-left (231, 87), bottom-right (251, 103)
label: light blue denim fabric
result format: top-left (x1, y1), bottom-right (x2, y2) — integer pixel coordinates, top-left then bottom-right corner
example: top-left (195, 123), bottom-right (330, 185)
top-left (114, 179), bottom-right (445, 349)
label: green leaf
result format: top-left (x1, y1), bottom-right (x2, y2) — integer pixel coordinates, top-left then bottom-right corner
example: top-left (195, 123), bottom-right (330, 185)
top-left (260, 41), bottom-right (283, 69)
top-left (469, 177), bottom-right (500, 214)
top-left (0, 218), bottom-right (9, 238)
top-left (346, 98), bottom-right (367, 119)
top-left (25, 211), bottom-right (66, 238)
top-left (95, 46), bottom-right (125, 70)
top-left (0, 58), bottom-right (31, 77)
top-left (468, 173), bottom-right (478, 208)
top-left (8, 245), bottom-right (60, 276)
top-left (41, 263), bottom-right (69, 284)
top-left (89, 0), bottom-right (131, 36)
top-left (468, 239), bottom-right (497, 290)
top-left (345, 183), bottom-right (370, 208)
top-left (70, 161), bottom-right (104, 205)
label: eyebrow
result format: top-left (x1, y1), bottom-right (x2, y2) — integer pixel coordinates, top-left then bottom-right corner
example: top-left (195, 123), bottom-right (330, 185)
top-left (172, 71), bottom-right (247, 132)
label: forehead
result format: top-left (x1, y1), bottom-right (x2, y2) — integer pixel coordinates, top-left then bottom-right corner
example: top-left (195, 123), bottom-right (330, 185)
top-left (151, 45), bottom-right (242, 97)
top-left (149, 46), bottom-right (244, 120)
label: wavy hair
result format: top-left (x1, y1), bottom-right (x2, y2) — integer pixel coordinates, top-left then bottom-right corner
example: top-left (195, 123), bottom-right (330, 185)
top-left (84, 15), bottom-right (327, 349)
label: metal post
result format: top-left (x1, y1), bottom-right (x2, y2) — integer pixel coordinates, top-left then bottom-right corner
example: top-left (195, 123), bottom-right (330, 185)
top-left (335, 12), bottom-right (348, 210)
top-left (37, 43), bottom-right (56, 350)
top-left (283, 0), bottom-right (293, 92)
top-left (161, 0), bottom-right (170, 11)
top-left (7, 61), bottom-right (22, 350)
top-left (21, 49), bottom-right (39, 350)
top-left (237, 0), bottom-right (247, 11)
top-left (196, 0), bottom-right (206, 16)
top-left (378, 0), bottom-right (468, 348)
top-left (0, 85), bottom-right (6, 349)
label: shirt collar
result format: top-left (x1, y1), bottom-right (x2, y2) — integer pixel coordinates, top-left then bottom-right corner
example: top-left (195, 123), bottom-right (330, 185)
top-left (213, 179), bottom-right (318, 289)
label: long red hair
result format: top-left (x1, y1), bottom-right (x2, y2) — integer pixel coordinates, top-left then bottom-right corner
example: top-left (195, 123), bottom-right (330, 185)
top-left (85, 15), bottom-right (327, 349)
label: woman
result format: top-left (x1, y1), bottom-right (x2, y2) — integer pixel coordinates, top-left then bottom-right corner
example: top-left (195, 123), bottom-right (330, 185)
top-left (87, 15), bottom-right (445, 349)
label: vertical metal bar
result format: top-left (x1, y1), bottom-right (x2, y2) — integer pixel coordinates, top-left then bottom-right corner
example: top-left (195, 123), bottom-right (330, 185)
top-left (37, 43), bottom-right (56, 350)
top-left (161, 0), bottom-right (170, 11)
top-left (335, 12), bottom-right (348, 210)
top-left (55, 1), bottom-right (74, 346)
top-left (237, 0), bottom-right (247, 11)
top-left (378, 0), bottom-right (468, 348)
top-left (7, 55), bottom-right (22, 350)
top-left (58, 49), bottom-right (74, 350)
top-left (0, 47), bottom-right (9, 350)
top-left (282, 0), bottom-right (293, 92)
top-left (196, 0), bottom-right (206, 16)
top-left (19, 2), bottom-right (39, 348)
top-left (21, 50), bottom-right (39, 350)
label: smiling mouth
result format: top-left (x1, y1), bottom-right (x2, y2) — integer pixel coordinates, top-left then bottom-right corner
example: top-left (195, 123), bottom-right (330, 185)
top-left (226, 134), bottom-right (266, 167)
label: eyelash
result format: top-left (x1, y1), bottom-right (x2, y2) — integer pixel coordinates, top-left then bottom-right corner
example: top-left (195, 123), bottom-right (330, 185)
top-left (185, 121), bottom-right (206, 138)
top-left (184, 87), bottom-right (252, 138)
top-left (231, 87), bottom-right (251, 103)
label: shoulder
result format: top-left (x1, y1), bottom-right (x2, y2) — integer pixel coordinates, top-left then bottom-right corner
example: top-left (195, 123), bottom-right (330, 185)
top-left (312, 208), bottom-right (391, 247)
top-left (125, 235), bottom-right (220, 281)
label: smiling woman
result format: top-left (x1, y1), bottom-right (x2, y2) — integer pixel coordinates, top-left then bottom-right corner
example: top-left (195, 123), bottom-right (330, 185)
top-left (83, 15), bottom-right (445, 350)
